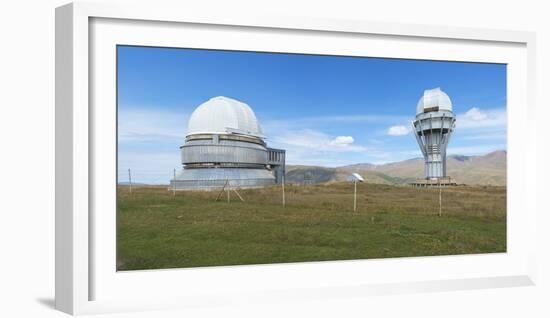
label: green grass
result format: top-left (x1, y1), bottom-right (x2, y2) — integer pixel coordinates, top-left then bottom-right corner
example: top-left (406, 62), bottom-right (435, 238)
top-left (117, 183), bottom-right (506, 270)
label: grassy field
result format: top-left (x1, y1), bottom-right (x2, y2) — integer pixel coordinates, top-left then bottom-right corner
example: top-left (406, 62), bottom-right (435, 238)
top-left (117, 183), bottom-right (506, 271)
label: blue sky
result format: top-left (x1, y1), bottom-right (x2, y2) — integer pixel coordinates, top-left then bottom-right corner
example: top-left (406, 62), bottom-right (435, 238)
top-left (118, 45), bottom-right (506, 184)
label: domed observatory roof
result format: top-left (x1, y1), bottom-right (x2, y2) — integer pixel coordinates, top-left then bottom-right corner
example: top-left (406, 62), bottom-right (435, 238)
top-left (416, 87), bottom-right (453, 115)
top-left (412, 87), bottom-right (457, 182)
top-left (172, 96), bottom-right (285, 190)
top-left (187, 96), bottom-right (263, 137)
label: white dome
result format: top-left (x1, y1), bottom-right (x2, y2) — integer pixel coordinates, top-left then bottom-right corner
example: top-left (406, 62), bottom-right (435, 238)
top-left (416, 87), bottom-right (453, 115)
top-left (187, 96), bottom-right (263, 137)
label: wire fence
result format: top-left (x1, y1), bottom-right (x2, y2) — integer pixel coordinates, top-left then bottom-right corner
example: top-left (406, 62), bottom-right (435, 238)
top-left (118, 168), bottom-right (177, 186)
top-left (116, 168), bottom-right (506, 217)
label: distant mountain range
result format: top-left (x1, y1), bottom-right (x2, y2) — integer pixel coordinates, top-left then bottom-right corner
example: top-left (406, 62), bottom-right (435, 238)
top-left (285, 150), bottom-right (507, 186)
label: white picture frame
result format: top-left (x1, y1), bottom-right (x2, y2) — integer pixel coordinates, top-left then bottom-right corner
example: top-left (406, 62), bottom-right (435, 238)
top-left (55, 2), bottom-right (537, 315)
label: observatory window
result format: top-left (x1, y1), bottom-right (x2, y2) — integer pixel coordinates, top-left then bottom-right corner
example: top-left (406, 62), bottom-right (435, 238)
top-left (424, 106), bottom-right (439, 113)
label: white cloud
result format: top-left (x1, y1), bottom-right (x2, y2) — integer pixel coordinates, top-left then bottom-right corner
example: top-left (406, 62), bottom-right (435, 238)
top-left (452, 107), bottom-right (507, 146)
top-left (463, 107), bottom-right (488, 121)
top-left (328, 136), bottom-right (354, 146)
top-left (271, 129), bottom-right (368, 153)
top-left (456, 107), bottom-right (506, 129)
top-left (387, 125), bottom-right (411, 136)
top-left (118, 107), bottom-right (190, 184)
top-left (118, 108), bottom-right (189, 143)
top-left (261, 114), bottom-right (410, 134)
top-left (265, 129), bottom-right (403, 166)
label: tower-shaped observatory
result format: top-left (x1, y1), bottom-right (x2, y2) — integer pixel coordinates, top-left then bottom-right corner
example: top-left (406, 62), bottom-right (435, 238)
top-left (412, 88), bottom-right (456, 185)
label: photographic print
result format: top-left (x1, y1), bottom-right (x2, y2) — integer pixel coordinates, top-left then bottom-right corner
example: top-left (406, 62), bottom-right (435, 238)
top-left (116, 46), bottom-right (506, 271)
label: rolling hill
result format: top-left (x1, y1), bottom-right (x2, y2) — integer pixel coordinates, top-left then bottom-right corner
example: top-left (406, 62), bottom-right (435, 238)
top-left (285, 150), bottom-right (506, 186)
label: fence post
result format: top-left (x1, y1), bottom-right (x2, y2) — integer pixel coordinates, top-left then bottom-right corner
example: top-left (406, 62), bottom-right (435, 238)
top-left (227, 178), bottom-right (230, 203)
top-left (353, 180), bottom-right (357, 212)
top-left (173, 169), bottom-right (176, 197)
top-left (438, 179), bottom-right (442, 217)
top-left (128, 168), bottom-right (132, 194)
top-left (282, 174), bottom-right (286, 207)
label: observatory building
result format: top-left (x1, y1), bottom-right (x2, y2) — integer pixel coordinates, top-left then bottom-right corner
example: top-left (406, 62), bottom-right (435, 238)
top-left (412, 87), bottom-right (456, 187)
top-left (170, 96), bottom-right (285, 190)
